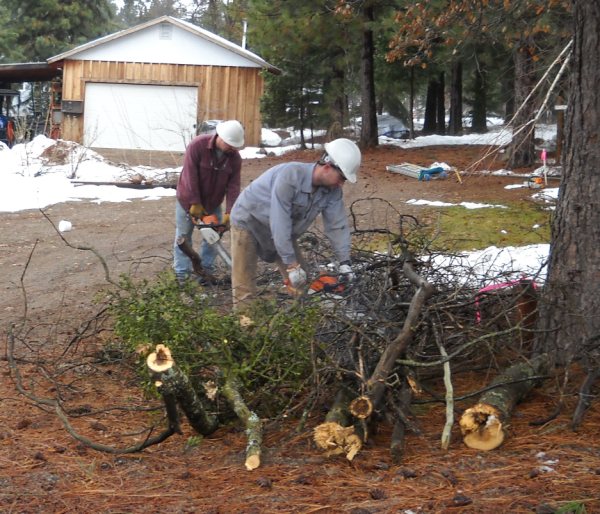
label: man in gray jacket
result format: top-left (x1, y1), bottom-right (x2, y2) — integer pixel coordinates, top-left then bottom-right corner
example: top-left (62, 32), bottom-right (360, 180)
top-left (229, 138), bottom-right (361, 308)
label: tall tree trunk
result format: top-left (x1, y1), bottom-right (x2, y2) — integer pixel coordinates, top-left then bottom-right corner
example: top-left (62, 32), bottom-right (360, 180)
top-left (409, 66), bottom-right (415, 138)
top-left (436, 72), bottom-right (445, 134)
top-left (472, 58), bottom-right (487, 133)
top-left (448, 60), bottom-right (463, 135)
top-left (507, 42), bottom-right (537, 168)
top-left (423, 78), bottom-right (438, 134)
top-left (537, 2), bottom-right (600, 377)
top-left (503, 65), bottom-right (515, 123)
top-left (359, 2), bottom-right (378, 148)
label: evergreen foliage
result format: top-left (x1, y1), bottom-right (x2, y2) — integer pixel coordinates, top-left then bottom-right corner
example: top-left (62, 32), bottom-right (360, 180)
top-left (0, 0), bottom-right (117, 61)
top-left (108, 272), bottom-right (320, 415)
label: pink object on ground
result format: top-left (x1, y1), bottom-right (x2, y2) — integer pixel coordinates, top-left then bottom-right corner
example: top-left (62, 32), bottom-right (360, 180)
top-left (475, 278), bottom-right (538, 323)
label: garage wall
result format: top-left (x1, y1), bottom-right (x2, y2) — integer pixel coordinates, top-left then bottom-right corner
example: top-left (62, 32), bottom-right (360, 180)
top-left (60, 59), bottom-right (264, 148)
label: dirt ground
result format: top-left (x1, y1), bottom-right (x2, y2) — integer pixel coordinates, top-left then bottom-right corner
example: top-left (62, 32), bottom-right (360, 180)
top-left (1, 144), bottom-right (599, 513)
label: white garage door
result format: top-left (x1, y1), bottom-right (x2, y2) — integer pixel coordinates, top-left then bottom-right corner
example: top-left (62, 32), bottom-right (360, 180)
top-left (83, 83), bottom-right (197, 152)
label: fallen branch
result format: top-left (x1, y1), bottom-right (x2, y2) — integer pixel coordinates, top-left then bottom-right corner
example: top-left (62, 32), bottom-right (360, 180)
top-left (388, 381), bottom-right (414, 463)
top-left (71, 180), bottom-right (176, 189)
top-left (8, 328), bottom-right (175, 453)
top-left (221, 375), bottom-right (263, 470)
top-left (571, 366), bottom-right (600, 431)
top-left (147, 344), bottom-right (219, 436)
top-left (365, 259), bottom-right (435, 411)
top-left (459, 352), bottom-right (551, 450)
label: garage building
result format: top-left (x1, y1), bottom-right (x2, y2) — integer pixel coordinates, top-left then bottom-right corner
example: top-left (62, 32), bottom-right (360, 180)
top-left (47, 16), bottom-right (278, 152)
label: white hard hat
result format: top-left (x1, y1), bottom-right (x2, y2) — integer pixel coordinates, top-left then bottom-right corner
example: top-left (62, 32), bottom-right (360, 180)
top-left (323, 138), bottom-right (361, 183)
top-left (216, 120), bottom-right (245, 148)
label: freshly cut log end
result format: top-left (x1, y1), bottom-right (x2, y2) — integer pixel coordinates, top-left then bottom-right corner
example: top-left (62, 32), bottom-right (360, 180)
top-left (147, 344), bottom-right (174, 373)
top-left (349, 396), bottom-right (373, 419)
top-left (313, 421), bottom-right (362, 461)
top-left (459, 403), bottom-right (505, 451)
top-left (245, 454), bottom-right (260, 471)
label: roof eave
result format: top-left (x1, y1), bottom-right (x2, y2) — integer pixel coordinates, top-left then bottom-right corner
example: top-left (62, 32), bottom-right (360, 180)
top-left (47, 16), bottom-right (281, 74)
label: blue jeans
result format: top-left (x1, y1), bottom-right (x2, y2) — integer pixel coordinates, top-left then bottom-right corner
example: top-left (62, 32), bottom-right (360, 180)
top-left (173, 200), bottom-right (222, 280)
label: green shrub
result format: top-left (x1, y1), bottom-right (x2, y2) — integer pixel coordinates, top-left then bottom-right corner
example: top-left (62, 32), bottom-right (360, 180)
top-left (107, 272), bottom-right (320, 414)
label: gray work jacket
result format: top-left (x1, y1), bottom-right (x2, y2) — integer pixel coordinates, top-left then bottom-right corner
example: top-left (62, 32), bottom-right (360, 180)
top-left (230, 162), bottom-right (351, 265)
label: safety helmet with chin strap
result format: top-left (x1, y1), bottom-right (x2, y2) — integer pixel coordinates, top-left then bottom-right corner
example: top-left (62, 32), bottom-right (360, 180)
top-left (323, 138), bottom-right (361, 183)
top-left (216, 120), bottom-right (245, 148)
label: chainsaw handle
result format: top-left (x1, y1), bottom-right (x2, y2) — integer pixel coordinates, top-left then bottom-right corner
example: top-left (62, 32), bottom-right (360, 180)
top-left (193, 222), bottom-right (227, 230)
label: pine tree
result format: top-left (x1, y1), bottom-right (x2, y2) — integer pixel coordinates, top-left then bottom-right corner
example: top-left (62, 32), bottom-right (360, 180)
top-left (4, 0), bottom-right (117, 61)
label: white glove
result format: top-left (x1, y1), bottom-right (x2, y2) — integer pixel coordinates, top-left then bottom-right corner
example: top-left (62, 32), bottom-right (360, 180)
top-left (338, 263), bottom-right (355, 283)
top-left (287, 264), bottom-right (307, 288)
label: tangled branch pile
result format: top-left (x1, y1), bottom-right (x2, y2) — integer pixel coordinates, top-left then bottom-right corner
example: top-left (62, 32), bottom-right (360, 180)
top-left (7, 198), bottom-right (551, 469)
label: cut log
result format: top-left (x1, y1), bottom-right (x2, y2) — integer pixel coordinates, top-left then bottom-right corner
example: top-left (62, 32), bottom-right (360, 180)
top-left (313, 385), bottom-right (362, 461)
top-left (389, 382), bottom-right (414, 464)
top-left (72, 180), bottom-right (176, 189)
top-left (147, 344), bottom-right (219, 436)
top-left (221, 376), bottom-right (262, 470)
top-left (313, 422), bottom-right (362, 461)
top-left (159, 388), bottom-right (182, 435)
top-left (349, 395), bottom-right (373, 419)
top-left (459, 352), bottom-right (550, 450)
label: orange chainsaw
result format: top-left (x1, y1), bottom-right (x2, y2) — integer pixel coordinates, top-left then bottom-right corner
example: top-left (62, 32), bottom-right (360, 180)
top-left (283, 272), bottom-right (346, 296)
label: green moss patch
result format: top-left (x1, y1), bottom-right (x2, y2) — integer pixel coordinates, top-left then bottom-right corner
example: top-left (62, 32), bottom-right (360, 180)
top-left (428, 201), bottom-right (552, 251)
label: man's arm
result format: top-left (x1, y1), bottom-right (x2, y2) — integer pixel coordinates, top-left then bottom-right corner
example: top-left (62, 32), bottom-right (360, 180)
top-left (225, 156), bottom-right (242, 213)
top-left (321, 194), bottom-right (351, 263)
top-left (180, 138), bottom-right (204, 207)
top-left (269, 173), bottom-right (299, 265)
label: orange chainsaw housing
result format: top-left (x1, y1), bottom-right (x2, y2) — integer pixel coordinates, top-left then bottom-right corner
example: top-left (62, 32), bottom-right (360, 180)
top-left (309, 274), bottom-right (345, 294)
top-left (283, 274), bottom-right (345, 296)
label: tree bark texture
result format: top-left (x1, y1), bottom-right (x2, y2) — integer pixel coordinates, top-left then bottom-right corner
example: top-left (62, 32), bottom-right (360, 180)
top-left (471, 56), bottom-right (487, 133)
top-left (459, 353), bottom-right (550, 450)
top-left (537, 2), bottom-right (600, 376)
top-left (436, 72), bottom-right (446, 135)
top-left (147, 346), bottom-right (219, 436)
top-left (365, 261), bottom-right (435, 411)
top-left (221, 376), bottom-right (263, 470)
top-left (448, 60), bottom-right (463, 135)
top-left (360, 2), bottom-right (378, 148)
top-left (389, 381), bottom-right (413, 464)
top-left (423, 78), bottom-right (438, 134)
top-left (508, 41), bottom-right (537, 168)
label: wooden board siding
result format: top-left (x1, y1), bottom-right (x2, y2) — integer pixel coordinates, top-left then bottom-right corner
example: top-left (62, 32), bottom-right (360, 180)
top-left (60, 59), bottom-right (264, 146)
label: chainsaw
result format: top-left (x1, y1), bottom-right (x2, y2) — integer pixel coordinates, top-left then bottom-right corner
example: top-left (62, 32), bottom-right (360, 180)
top-left (283, 272), bottom-right (347, 297)
top-left (176, 221), bottom-right (231, 279)
top-left (195, 223), bottom-right (232, 268)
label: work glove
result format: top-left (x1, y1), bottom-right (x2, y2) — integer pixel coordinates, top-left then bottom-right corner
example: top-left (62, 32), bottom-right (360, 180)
top-left (189, 203), bottom-right (205, 218)
top-left (216, 213), bottom-right (231, 235)
top-left (338, 261), bottom-right (355, 283)
top-left (286, 263), bottom-right (307, 289)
